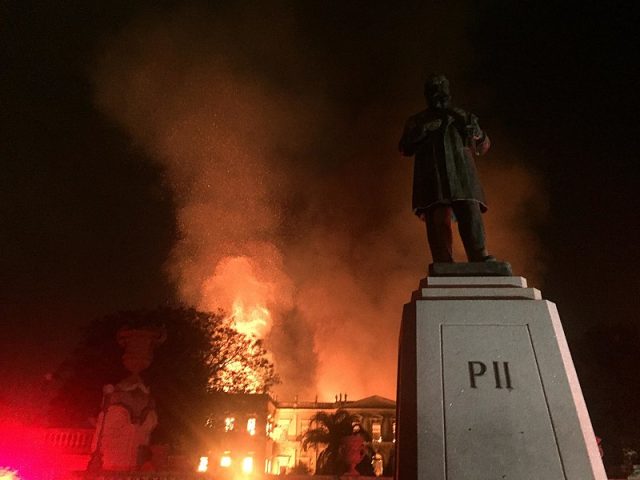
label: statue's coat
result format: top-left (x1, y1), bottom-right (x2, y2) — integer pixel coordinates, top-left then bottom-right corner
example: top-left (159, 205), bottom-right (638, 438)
top-left (399, 107), bottom-right (490, 214)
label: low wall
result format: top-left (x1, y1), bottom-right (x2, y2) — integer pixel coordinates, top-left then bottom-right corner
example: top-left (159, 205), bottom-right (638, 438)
top-left (79, 475), bottom-right (392, 480)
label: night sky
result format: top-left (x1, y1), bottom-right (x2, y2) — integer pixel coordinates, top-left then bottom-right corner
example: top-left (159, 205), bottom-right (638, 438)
top-left (2, 0), bottom-right (640, 461)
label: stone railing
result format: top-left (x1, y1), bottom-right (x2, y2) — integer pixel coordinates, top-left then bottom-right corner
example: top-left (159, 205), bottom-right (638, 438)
top-left (80, 475), bottom-right (391, 480)
top-left (80, 474), bottom-right (203, 480)
top-left (43, 427), bottom-right (94, 454)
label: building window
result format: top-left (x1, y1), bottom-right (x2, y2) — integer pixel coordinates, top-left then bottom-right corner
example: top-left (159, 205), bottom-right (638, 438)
top-left (197, 456), bottom-right (209, 472)
top-left (247, 417), bottom-right (257, 436)
top-left (372, 422), bottom-right (382, 442)
top-left (225, 416), bottom-right (235, 432)
top-left (274, 419), bottom-right (290, 441)
top-left (242, 456), bottom-right (254, 474)
top-left (220, 452), bottom-right (232, 468)
top-left (392, 421), bottom-right (396, 442)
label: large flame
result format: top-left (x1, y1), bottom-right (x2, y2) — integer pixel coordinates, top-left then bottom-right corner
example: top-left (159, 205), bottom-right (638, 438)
top-left (228, 298), bottom-right (271, 339)
top-left (199, 255), bottom-right (285, 392)
top-left (220, 300), bottom-right (270, 393)
top-left (200, 255), bottom-right (280, 339)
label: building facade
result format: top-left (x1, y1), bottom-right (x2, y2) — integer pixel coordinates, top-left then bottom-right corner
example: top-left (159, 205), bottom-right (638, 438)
top-left (205, 394), bottom-right (396, 476)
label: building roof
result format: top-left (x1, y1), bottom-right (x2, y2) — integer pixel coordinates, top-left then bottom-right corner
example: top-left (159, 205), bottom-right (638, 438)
top-left (275, 395), bottom-right (395, 410)
top-left (347, 395), bottom-right (396, 408)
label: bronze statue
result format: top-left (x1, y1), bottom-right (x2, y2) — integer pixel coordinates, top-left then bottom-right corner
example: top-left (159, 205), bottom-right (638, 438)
top-left (399, 74), bottom-right (494, 263)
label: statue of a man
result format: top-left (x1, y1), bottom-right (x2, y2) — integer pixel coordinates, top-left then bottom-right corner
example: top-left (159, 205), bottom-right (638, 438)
top-left (399, 74), bottom-right (494, 263)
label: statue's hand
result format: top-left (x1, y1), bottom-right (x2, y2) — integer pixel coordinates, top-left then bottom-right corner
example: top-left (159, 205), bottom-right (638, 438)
top-left (466, 123), bottom-right (483, 140)
top-left (411, 119), bottom-right (440, 149)
top-left (400, 114), bottom-right (439, 155)
top-left (424, 119), bottom-right (442, 132)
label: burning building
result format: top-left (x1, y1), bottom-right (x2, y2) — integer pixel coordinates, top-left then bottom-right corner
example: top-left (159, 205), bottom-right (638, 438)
top-left (202, 393), bottom-right (396, 476)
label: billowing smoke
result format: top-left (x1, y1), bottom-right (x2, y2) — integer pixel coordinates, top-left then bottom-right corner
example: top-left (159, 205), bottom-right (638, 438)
top-left (93, 4), bottom-right (546, 400)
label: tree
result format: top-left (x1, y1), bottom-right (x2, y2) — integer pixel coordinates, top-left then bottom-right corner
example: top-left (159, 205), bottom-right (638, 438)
top-left (300, 409), bottom-right (371, 475)
top-left (47, 307), bottom-right (279, 449)
top-left (206, 313), bottom-right (279, 394)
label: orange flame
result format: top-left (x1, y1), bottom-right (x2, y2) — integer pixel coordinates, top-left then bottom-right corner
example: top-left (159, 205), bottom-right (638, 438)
top-left (201, 255), bottom-right (276, 339)
top-left (199, 256), bottom-right (279, 392)
top-left (228, 298), bottom-right (271, 338)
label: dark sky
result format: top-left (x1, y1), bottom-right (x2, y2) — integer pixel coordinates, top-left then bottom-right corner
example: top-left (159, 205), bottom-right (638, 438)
top-left (1, 0), bottom-right (640, 459)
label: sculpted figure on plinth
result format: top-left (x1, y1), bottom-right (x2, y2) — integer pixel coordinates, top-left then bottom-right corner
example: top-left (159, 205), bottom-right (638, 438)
top-left (399, 74), bottom-right (494, 264)
top-left (88, 324), bottom-right (166, 472)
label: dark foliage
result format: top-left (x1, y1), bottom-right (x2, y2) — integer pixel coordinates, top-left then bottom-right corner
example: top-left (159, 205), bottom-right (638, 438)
top-left (288, 462), bottom-right (312, 475)
top-left (300, 408), bottom-right (371, 475)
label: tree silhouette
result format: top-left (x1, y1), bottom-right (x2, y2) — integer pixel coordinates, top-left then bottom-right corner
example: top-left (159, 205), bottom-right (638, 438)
top-left (300, 409), bottom-right (371, 475)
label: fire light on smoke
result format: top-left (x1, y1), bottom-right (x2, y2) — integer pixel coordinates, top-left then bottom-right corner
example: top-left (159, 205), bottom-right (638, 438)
top-left (93, 7), bottom-right (547, 400)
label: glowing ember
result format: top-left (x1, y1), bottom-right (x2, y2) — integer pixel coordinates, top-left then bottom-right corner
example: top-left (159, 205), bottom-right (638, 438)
top-left (0, 468), bottom-right (20, 480)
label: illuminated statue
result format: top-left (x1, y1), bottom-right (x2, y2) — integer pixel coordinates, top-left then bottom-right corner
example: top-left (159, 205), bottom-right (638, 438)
top-left (88, 325), bottom-right (165, 471)
top-left (399, 74), bottom-right (493, 263)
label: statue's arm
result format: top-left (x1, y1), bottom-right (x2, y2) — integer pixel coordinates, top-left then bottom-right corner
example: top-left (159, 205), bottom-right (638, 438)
top-left (399, 116), bottom-right (426, 156)
top-left (474, 130), bottom-right (491, 156)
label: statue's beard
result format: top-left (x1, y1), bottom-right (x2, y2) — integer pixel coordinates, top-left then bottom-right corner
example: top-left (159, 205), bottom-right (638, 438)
top-left (429, 94), bottom-right (450, 110)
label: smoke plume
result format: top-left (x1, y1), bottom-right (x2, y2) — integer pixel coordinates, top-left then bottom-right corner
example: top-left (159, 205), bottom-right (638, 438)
top-left (93, 4), bottom-right (546, 400)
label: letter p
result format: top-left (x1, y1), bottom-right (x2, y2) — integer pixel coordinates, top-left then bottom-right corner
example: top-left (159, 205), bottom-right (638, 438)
top-left (468, 361), bottom-right (487, 388)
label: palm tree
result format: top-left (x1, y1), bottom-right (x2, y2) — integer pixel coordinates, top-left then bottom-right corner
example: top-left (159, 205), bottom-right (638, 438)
top-left (300, 409), bottom-right (371, 475)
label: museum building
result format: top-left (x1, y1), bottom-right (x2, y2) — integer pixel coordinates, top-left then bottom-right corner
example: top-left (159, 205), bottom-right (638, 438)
top-left (204, 393), bottom-right (396, 476)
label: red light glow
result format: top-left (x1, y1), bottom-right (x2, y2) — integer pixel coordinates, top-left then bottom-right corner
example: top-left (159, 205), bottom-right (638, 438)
top-left (0, 468), bottom-right (21, 480)
top-left (0, 415), bottom-right (62, 480)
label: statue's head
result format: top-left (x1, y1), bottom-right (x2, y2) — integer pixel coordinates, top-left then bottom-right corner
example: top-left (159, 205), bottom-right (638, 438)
top-left (424, 74), bottom-right (451, 110)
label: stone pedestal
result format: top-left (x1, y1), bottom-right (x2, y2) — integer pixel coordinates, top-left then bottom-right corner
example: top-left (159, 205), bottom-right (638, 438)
top-left (396, 276), bottom-right (606, 480)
